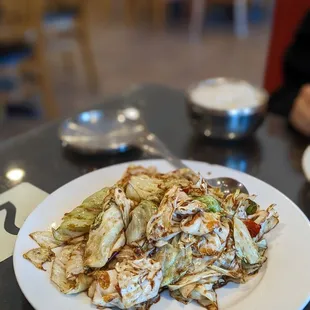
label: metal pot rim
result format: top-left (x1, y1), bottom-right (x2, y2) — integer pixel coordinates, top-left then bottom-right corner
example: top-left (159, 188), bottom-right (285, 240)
top-left (186, 77), bottom-right (268, 117)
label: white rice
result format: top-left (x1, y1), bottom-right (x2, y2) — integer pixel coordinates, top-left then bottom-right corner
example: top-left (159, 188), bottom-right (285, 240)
top-left (189, 80), bottom-right (263, 110)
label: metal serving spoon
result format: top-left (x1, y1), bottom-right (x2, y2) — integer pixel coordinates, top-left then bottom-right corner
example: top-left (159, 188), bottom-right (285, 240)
top-left (59, 107), bottom-right (249, 195)
top-left (140, 132), bottom-right (248, 195)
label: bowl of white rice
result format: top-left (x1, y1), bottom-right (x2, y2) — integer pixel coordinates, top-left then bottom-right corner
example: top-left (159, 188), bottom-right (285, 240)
top-left (187, 78), bottom-right (268, 140)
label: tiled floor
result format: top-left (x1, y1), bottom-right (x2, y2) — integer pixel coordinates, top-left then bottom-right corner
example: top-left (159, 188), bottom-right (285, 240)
top-left (0, 5), bottom-right (271, 141)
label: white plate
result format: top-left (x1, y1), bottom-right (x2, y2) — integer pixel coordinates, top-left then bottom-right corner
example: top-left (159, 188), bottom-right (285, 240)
top-left (14, 160), bottom-right (310, 310)
top-left (302, 145), bottom-right (310, 181)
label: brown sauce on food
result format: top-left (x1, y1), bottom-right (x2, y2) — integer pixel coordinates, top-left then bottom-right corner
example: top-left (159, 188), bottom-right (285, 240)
top-left (102, 294), bottom-right (115, 303)
top-left (98, 271), bottom-right (110, 290)
top-left (115, 283), bottom-right (121, 294)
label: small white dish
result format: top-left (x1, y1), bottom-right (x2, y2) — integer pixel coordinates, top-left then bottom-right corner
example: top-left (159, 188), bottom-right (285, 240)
top-left (302, 145), bottom-right (310, 181)
top-left (14, 160), bottom-right (310, 310)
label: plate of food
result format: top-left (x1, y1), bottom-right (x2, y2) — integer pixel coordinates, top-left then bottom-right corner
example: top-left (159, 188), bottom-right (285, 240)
top-left (13, 160), bottom-right (310, 310)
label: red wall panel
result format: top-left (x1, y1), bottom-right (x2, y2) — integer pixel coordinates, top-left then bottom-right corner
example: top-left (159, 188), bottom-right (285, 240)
top-left (264, 0), bottom-right (310, 93)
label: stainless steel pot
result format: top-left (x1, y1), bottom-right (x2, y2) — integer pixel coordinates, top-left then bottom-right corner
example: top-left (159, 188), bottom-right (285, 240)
top-left (187, 78), bottom-right (268, 140)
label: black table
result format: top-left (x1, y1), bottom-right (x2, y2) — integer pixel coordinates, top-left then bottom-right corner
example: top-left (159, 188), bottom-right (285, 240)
top-left (0, 84), bottom-right (309, 310)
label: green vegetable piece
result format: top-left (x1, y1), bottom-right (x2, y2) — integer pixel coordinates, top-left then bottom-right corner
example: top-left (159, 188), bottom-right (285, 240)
top-left (153, 242), bottom-right (192, 287)
top-left (246, 199), bottom-right (258, 215)
top-left (126, 200), bottom-right (158, 244)
top-left (82, 187), bottom-right (110, 209)
top-left (194, 195), bottom-right (222, 213)
top-left (53, 187), bottom-right (110, 241)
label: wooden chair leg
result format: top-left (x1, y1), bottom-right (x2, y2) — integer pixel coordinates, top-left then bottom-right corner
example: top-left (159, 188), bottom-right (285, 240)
top-left (77, 25), bottom-right (99, 93)
top-left (35, 38), bottom-right (59, 119)
top-left (124, 0), bottom-right (137, 27)
top-left (151, 0), bottom-right (166, 29)
top-left (101, 0), bottom-right (112, 23)
top-left (0, 91), bottom-right (9, 120)
top-left (77, 2), bottom-right (99, 93)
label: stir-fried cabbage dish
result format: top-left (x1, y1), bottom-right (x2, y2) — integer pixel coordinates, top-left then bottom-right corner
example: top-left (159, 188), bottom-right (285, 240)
top-left (23, 165), bottom-right (279, 309)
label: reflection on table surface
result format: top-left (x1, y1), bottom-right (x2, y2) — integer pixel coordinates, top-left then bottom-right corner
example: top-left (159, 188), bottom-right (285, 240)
top-left (186, 135), bottom-right (262, 175)
top-left (0, 85), bottom-right (309, 220)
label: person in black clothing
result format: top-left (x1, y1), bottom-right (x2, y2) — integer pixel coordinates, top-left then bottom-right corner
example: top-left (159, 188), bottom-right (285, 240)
top-left (268, 10), bottom-right (310, 136)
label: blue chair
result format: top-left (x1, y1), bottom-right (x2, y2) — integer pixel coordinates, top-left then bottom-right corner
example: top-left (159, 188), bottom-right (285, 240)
top-left (0, 42), bottom-right (32, 66)
top-left (44, 6), bottom-right (79, 24)
top-left (0, 42), bottom-right (32, 91)
top-left (0, 42), bottom-right (41, 118)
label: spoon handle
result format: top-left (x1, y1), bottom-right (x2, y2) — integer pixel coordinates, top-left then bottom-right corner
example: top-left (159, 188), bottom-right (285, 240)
top-left (139, 132), bottom-right (249, 195)
top-left (140, 133), bottom-right (188, 169)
